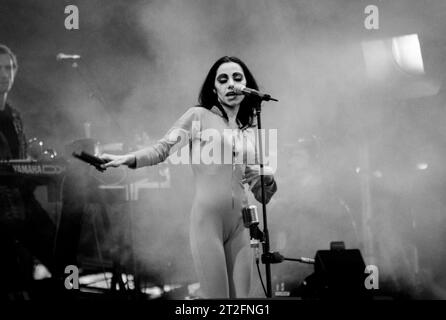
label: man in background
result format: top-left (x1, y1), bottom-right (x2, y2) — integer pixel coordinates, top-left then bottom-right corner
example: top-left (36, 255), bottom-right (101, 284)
top-left (0, 44), bottom-right (56, 299)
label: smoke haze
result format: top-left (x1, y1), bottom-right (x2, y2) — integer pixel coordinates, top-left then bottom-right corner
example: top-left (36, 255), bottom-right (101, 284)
top-left (1, 0), bottom-right (446, 298)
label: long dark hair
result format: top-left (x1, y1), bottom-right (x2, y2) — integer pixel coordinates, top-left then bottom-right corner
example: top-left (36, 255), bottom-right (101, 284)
top-left (198, 56), bottom-right (260, 129)
top-left (0, 44), bottom-right (18, 72)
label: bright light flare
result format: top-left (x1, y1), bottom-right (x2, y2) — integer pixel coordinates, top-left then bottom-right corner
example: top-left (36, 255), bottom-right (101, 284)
top-left (392, 34), bottom-right (424, 75)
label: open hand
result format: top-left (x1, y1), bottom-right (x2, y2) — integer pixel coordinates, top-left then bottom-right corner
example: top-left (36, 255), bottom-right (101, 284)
top-left (99, 153), bottom-right (136, 169)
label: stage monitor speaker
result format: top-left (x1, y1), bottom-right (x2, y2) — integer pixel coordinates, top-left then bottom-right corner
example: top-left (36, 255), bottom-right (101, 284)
top-left (299, 245), bottom-right (371, 300)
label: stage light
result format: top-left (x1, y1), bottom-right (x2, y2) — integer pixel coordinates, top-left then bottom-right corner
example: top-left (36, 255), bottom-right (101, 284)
top-left (362, 33), bottom-right (424, 79)
top-left (361, 33), bottom-right (441, 99)
top-left (391, 34), bottom-right (424, 75)
top-left (416, 162), bottom-right (428, 170)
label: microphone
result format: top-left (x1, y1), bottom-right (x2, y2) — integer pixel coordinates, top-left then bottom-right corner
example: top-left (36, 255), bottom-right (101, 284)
top-left (242, 205), bottom-right (259, 229)
top-left (72, 151), bottom-right (106, 172)
top-left (242, 205), bottom-right (263, 262)
top-left (56, 53), bottom-right (81, 61)
top-left (233, 84), bottom-right (278, 102)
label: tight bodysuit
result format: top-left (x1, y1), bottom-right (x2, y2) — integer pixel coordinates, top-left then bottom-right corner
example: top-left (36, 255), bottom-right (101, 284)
top-left (131, 106), bottom-right (277, 298)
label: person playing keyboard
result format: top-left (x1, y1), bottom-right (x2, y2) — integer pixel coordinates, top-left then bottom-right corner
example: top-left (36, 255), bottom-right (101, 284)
top-left (0, 44), bottom-right (56, 299)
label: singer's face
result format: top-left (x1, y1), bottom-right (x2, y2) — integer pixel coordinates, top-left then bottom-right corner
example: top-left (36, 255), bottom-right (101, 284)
top-left (0, 54), bottom-right (15, 94)
top-left (214, 62), bottom-right (246, 109)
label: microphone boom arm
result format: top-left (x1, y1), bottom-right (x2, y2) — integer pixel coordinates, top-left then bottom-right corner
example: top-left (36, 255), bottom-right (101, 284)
top-left (234, 84), bottom-right (279, 102)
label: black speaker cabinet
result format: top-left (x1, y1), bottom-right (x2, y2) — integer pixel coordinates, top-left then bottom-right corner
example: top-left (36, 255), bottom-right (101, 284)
top-left (299, 249), bottom-right (371, 300)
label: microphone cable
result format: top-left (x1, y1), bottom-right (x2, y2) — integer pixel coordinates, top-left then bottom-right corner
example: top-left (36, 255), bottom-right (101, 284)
top-left (256, 254), bottom-right (268, 297)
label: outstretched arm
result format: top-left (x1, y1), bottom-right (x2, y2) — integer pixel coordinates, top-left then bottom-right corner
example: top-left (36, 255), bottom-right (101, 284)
top-left (100, 107), bottom-right (202, 169)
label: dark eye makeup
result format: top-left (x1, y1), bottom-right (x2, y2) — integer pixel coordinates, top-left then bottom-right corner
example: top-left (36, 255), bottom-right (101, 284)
top-left (216, 72), bottom-right (244, 84)
top-left (217, 74), bottom-right (228, 83)
top-left (233, 73), bottom-right (244, 81)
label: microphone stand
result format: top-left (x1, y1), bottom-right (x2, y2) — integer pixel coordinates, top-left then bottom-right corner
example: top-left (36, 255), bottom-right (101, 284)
top-left (252, 93), bottom-right (314, 298)
top-left (252, 93), bottom-right (275, 298)
top-left (249, 219), bottom-right (315, 297)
